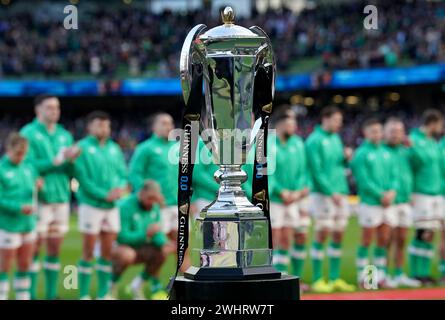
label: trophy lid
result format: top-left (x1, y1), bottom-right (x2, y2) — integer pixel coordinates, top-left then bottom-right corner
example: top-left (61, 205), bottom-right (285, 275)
top-left (199, 7), bottom-right (259, 40)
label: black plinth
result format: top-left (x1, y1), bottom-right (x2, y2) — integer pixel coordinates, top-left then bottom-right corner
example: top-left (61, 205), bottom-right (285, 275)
top-left (171, 275), bottom-right (300, 300)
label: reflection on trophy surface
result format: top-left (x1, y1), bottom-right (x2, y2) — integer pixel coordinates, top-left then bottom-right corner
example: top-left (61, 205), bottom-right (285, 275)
top-left (180, 6), bottom-right (279, 280)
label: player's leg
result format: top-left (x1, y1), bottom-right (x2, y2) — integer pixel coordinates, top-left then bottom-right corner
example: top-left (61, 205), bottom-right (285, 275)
top-left (279, 226), bottom-right (292, 274)
top-left (30, 203), bottom-right (51, 300)
top-left (311, 228), bottom-right (331, 292)
top-left (79, 233), bottom-right (97, 299)
top-left (290, 201), bottom-right (310, 289)
top-left (409, 194), bottom-right (436, 284)
top-left (415, 228), bottom-right (435, 284)
top-left (43, 235), bottom-right (63, 299)
top-left (0, 230), bottom-right (18, 300)
top-left (42, 203), bottom-right (69, 300)
top-left (270, 202), bottom-right (289, 272)
top-left (393, 226), bottom-right (407, 277)
top-left (96, 205), bottom-right (121, 299)
top-left (392, 204), bottom-right (420, 287)
top-left (375, 223), bottom-right (393, 288)
top-left (110, 245), bottom-right (137, 299)
top-left (77, 204), bottom-right (101, 299)
top-left (277, 203), bottom-right (298, 275)
top-left (15, 235), bottom-right (35, 300)
top-left (291, 231), bottom-right (306, 276)
top-left (309, 194), bottom-right (332, 292)
top-left (356, 204), bottom-right (379, 288)
top-left (328, 196), bottom-right (354, 291)
top-left (138, 245), bottom-right (167, 299)
top-left (0, 248), bottom-right (14, 300)
top-left (96, 231), bottom-right (117, 299)
top-left (29, 236), bottom-right (42, 300)
top-left (375, 206), bottom-right (398, 288)
top-left (357, 226), bottom-right (375, 288)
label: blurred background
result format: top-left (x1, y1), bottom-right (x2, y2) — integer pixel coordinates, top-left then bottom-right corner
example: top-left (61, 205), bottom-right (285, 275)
top-left (0, 0), bottom-right (444, 159)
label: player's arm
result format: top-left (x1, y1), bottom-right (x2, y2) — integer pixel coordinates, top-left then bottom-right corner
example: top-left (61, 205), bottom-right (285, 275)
top-left (305, 141), bottom-right (334, 196)
top-left (73, 151), bottom-right (110, 201)
top-left (128, 145), bottom-right (148, 192)
top-left (60, 133), bottom-right (78, 177)
top-left (295, 161), bottom-right (310, 200)
top-left (408, 139), bottom-right (425, 170)
top-left (21, 138), bottom-right (59, 174)
top-left (148, 206), bottom-right (168, 248)
top-left (115, 144), bottom-right (129, 189)
top-left (351, 151), bottom-right (385, 200)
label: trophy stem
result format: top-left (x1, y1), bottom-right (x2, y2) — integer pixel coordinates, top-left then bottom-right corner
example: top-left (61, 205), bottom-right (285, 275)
top-left (214, 164), bottom-right (246, 193)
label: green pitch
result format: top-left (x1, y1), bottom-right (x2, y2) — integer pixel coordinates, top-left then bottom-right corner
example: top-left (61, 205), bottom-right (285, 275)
top-left (30, 214), bottom-right (441, 299)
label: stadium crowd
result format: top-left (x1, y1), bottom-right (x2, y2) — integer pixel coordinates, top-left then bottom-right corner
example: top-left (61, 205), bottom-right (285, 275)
top-left (1, 0), bottom-right (444, 78)
top-left (1, 94), bottom-right (445, 300)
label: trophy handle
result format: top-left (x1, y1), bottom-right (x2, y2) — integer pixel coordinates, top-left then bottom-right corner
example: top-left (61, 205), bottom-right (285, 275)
top-left (180, 24), bottom-right (207, 105)
top-left (249, 26), bottom-right (276, 102)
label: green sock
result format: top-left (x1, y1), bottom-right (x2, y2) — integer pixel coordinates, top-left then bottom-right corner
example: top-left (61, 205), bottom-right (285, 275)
top-left (328, 242), bottom-right (342, 281)
top-left (290, 243), bottom-right (306, 277)
top-left (44, 256), bottom-right (60, 300)
top-left (29, 255), bottom-right (40, 300)
top-left (356, 245), bottom-right (369, 282)
top-left (394, 267), bottom-right (403, 277)
top-left (150, 277), bottom-right (163, 293)
top-left (112, 273), bottom-right (121, 284)
top-left (273, 249), bottom-right (289, 273)
top-left (419, 241), bottom-right (433, 277)
top-left (311, 242), bottom-right (324, 282)
top-left (14, 271), bottom-right (31, 300)
top-left (408, 239), bottom-right (420, 277)
top-left (78, 260), bottom-right (93, 299)
top-left (96, 257), bottom-right (112, 299)
top-left (0, 272), bottom-right (9, 300)
top-left (440, 259), bottom-right (445, 278)
top-left (141, 271), bottom-right (151, 281)
top-left (374, 246), bottom-right (387, 279)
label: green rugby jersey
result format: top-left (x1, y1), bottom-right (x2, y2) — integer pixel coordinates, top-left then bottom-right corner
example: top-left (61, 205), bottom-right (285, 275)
top-left (192, 139), bottom-right (219, 202)
top-left (384, 143), bottom-right (413, 204)
top-left (269, 134), bottom-right (310, 203)
top-left (117, 194), bottom-right (167, 248)
top-left (351, 140), bottom-right (397, 206)
top-left (20, 118), bottom-right (74, 203)
top-left (129, 134), bottom-right (178, 206)
top-left (305, 125), bottom-right (349, 195)
top-left (409, 128), bottom-right (442, 195)
top-left (74, 135), bottom-right (128, 209)
top-left (0, 156), bottom-right (38, 233)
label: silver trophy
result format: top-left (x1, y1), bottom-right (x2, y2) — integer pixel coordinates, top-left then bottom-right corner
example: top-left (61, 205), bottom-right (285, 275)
top-left (180, 6), bottom-right (279, 280)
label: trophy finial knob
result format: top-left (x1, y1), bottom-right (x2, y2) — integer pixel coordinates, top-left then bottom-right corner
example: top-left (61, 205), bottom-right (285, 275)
top-left (221, 6), bottom-right (235, 25)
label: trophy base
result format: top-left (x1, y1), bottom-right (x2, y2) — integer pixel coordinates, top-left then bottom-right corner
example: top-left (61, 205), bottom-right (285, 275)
top-left (184, 265), bottom-right (281, 281)
top-left (171, 275), bottom-right (299, 300)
